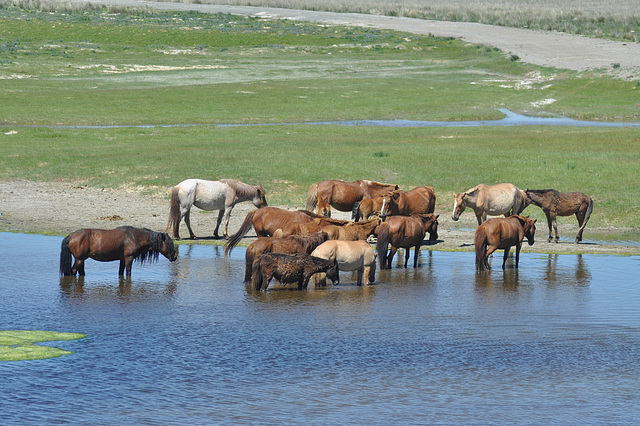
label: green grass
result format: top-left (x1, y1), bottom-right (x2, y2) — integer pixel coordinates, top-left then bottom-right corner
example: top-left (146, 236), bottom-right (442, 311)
top-left (0, 330), bottom-right (86, 361)
top-left (0, 6), bottom-right (639, 230)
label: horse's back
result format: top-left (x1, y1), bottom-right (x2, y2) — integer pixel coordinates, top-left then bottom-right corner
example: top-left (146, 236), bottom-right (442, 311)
top-left (312, 240), bottom-right (374, 270)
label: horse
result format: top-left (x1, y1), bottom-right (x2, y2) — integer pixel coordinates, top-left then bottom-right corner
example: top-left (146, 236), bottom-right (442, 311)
top-left (60, 226), bottom-right (177, 276)
top-left (311, 240), bottom-right (377, 286)
top-left (474, 215), bottom-right (537, 271)
top-left (250, 252), bottom-right (339, 291)
top-left (244, 231), bottom-right (329, 282)
top-left (166, 178), bottom-right (267, 240)
top-left (525, 189), bottom-right (594, 244)
top-left (321, 217), bottom-right (381, 241)
top-left (225, 207), bottom-right (346, 255)
top-left (272, 217), bottom-right (351, 239)
top-left (379, 186), bottom-right (437, 220)
top-left (376, 214), bottom-right (439, 269)
top-left (351, 196), bottom-right (388, 222)
top-left (452, 183), bottom-right (527, 225)
top-left (306, 179), bottom-right (398, 217)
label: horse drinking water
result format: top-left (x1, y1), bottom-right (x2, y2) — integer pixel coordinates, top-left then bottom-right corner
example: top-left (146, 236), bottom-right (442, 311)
top-left (525, 189), bottom-right (593, 243)
top-left (452, 183), bottom-right (527, 225)
top-left (166, 178), bottom-right (267, 240)
top-left (60, 226), bottom-right (177, 276)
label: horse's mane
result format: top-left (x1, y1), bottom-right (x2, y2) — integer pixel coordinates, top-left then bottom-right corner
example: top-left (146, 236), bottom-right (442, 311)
top-left (463, 184), bottom-right (483, 195)
top-left (220, 178), bottom-right (261, 198)
top-left (527, 188), bottom-right (558, 195)
top-left (134, 228), bottom-right (162, 264)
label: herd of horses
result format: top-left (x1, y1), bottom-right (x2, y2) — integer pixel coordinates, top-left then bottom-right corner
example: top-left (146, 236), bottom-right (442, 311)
top-left (59, 178), bottom-right (594, 286)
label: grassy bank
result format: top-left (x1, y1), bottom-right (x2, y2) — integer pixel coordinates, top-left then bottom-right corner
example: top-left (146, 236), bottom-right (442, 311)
top-left (0, 6), bottom-right (638, 229)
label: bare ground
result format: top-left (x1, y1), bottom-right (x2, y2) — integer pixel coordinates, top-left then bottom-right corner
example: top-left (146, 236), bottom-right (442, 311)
top-left (2, 180), bottom-right (638, 255)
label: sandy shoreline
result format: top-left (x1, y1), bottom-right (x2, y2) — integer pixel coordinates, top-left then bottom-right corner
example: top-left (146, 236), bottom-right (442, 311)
top-left (1, 180), bottom-right (638, 256)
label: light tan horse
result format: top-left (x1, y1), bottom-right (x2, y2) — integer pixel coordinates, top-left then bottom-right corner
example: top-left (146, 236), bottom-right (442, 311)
top-left (311, 240), bottom-right (377, 286)
top-left (167, 178), bottom-right (267, 240)
top-left (452, 183), bottom-right (527, 225)
top-left (376, 214), bottom-right (439, 269)
top-left (306, 179), bottom-right (398, 217)
top-left (474, 215), bottom-right (537, 271)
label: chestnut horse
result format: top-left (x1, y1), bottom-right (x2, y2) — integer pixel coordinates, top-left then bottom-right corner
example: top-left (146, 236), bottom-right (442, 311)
top-left (306, 179), bottom-right (398, 217)
top-left (351, 196), bottom-right (388, 222)
top-left (244, 231), bottom-right (329, 282)
top-left (311, 240), bottom-right (377, 286)
top-left (452, 183), bottom-right (527, 225)
top-left (379, 186), bottom-right (436, 220)
top-left (60, 226), bottom-right (177, 276)
top-left (525, 189), bottom-right (593, 243)
top-left (376, 214), bottom-right (439, 269)
top-left (474, 215), bottom-right (537, 271)
top-left (321, 217), bottom-right (381, 241)
top-left (166, 178), bottom-right (267, 240)
top-left (251, 252), bottom-right (339, 291)
top-left (224, 207), bottom-right (346, 255)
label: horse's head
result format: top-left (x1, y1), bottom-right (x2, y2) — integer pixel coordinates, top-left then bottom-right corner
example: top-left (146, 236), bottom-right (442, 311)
top-left (160, 233), bottom-right (178, 261)
top-left (253, 185), bottom-right (268, 208)
top-left (420, 214), bottom-right (439, 241)
top-left (325, 259), bottom-right (340, 285)
top-left (451, 192), bottom-right (466, 221)
top-left (519, 216), bottom-right (537, 246)
top-left (379, 190), bottom-right (400, 221)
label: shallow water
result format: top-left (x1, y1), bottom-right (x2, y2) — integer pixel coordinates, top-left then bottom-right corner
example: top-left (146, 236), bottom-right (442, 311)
top-left (20, 109), bottom-right (640, 129)
top-left (1, 232), bottom-right (639, 424)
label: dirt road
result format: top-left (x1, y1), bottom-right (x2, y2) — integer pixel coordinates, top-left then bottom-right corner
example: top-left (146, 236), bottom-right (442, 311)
top-left (63, 0), bottom-right (640, 78)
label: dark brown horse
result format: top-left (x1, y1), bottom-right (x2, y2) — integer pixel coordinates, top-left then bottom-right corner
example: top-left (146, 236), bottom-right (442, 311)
top-left (474, 215), bottom-right (537, 271)
top-left (251, 252), bottom-right (339, 291)
top-left (380, 186), bottom-right (437, 220)
top-left (525, 189), bottom-right (593, 243)
top-left (376, 214), bottom-right (439, 269)
top-left (244, 231), bottom-right (329, 282)
top-left (306, 179), bottom-right (398, 217)
top-left (225, 207), bottom-right (346, 255)
top-left (60, 226), bottom-right (177, 276)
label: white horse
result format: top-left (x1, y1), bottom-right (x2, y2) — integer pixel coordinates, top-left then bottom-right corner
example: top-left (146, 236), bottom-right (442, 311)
top-left (166, 178), bottom-right (267, 240)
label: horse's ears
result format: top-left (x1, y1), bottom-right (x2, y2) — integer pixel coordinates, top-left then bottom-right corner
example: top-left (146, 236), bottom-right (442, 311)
top-left (533, 219), bottom-right (537, 224)
top-left (434, 214), bottom-right (440, 219)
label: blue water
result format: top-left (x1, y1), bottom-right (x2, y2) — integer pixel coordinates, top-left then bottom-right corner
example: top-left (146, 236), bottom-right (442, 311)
top-left (1, 232), bottom-right (639, 424)
top-left (17, 109), bottom-right (640, 129)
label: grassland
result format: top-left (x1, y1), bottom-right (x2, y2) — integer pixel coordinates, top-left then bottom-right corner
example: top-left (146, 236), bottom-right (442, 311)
top-left (0, 4), bottom-right (639, 229)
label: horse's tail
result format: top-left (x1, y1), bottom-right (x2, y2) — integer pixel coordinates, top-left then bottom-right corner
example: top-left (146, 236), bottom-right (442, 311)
top-left (166, 186), bottom-right (181, 237)
top-left (305, 183), bottom-right (318, 211)
top-left (225, 210), bottom-right (256, 256)
top-left (474, 226), bottom-right (488, 271)
top-left (351, 201), bottom-right (361, 222)
top-left (376, 223), bottom-right (390, 270)
top-left (250, 257), bottom-right (263, 291)
top-left (578, 197), bottom-right (594, 234)
top-left (60, 235), bottom-right (72, 276)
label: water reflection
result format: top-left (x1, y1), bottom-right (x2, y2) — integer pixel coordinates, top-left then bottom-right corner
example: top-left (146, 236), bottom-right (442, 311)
top-left (474, 268), bottom-right (521, 291)
top-left (543, 254), bottom-right (591, 287)
top-left (59, 275), bottom-right (178, 300)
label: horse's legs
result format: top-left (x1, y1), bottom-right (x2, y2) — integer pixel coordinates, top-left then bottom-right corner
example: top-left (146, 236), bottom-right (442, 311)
top-left (356, 268), bottom-right (363, 286)
top-left (552, 215), bottom-right (560, 243)
top-left (184, 210), bottom-right (197, 240)
top-left (514, 243), bottom-right (521, 268)
top-left (387, 246), bottom-right (398, 269)
top-left (72, 258), bottom-right (84, 276)
top-left (413, 244), bottom-right (421, 268)
top-left (476, 213), bottom-right (484, 226)
top-left (544, 212), bottom-right (554, 242)
top-left (502, 247), bottom-right (510, 269)
top-left (118, 259), bottom-right (125, 276)
top-left (213, 209), bottom-right (225, 238)
top-left (222, 206), bottom-right (234, 239)
top-left (484, 245), bottom-right (498, 270)
top-left (404, 248), bottom-right (410, 268)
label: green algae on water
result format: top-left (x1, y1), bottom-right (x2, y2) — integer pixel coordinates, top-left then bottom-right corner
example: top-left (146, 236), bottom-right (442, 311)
top-left (0, 330), bottom-right (87, 361)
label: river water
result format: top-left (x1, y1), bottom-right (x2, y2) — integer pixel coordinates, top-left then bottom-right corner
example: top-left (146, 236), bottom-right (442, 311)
top-left (1, 232), bottom-right (639, 424)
